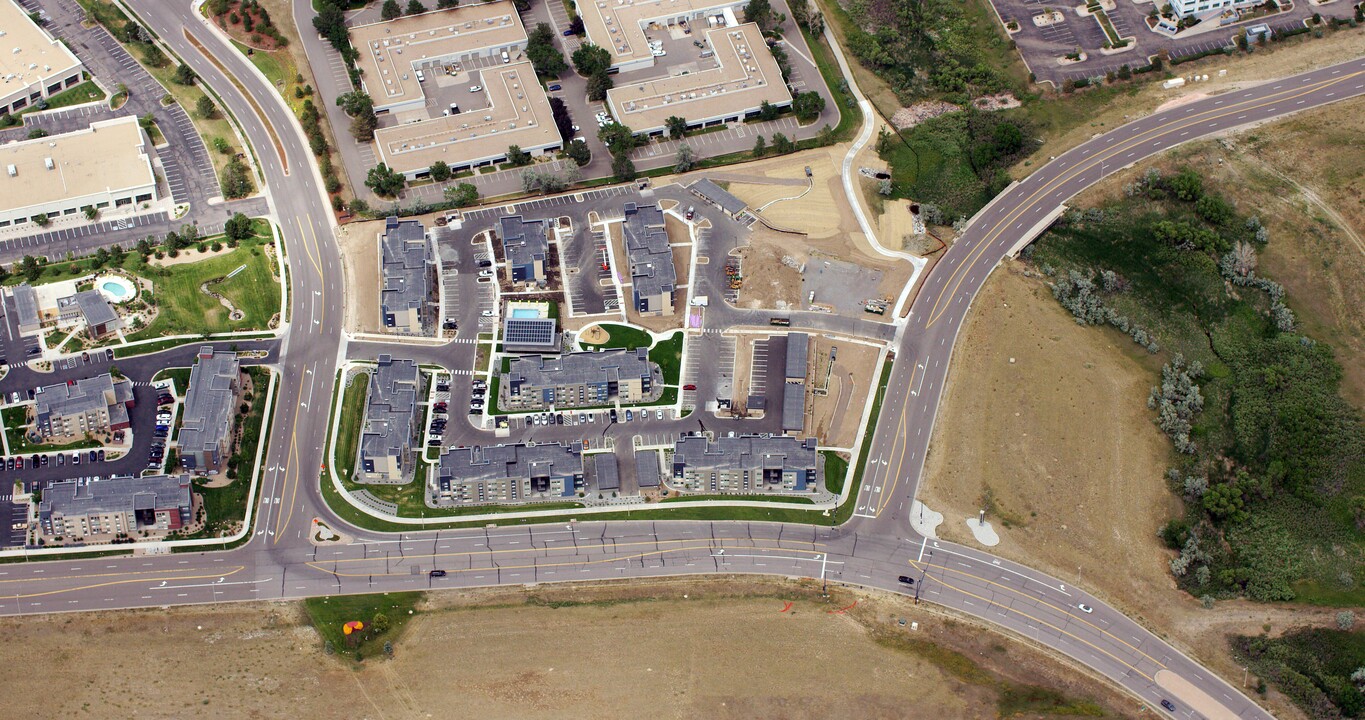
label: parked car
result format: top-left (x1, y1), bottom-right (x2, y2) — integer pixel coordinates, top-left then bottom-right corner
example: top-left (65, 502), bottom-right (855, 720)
top-left (429, 569), bottom-right (447, 578)
top-left (71, 453), bottom-right (79, 465)
top-left (6, 458), bottom-right (13, 471)
top-left (547, 83), bottom-right (561, 91)
top-left (89, 450), bottom-right (98, 462)
top-left (469, 84), bottom-right (482, 92)
top-left (625, 409), bottom-right (633, 422)
top-left (39, 455), bottom-right (48, 467)
top-left (656, 409), bottom-right (664, 420)
top-left (686, 206), bottom-right (695, 220)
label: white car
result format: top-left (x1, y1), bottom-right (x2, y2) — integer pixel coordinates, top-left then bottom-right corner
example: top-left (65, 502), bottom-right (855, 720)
top-left (571, 124), bottom-right (580, 132)
top-left (478, 269), bottom-right (495, 277)
top-left (1077, 603), bottom-right (1093, 614)
top-left (481, 310), bottom-right (495, 317)
top-left (656, 409), bottom-right (664, 420)
top-left (469, 85), bottom-right (482, 92)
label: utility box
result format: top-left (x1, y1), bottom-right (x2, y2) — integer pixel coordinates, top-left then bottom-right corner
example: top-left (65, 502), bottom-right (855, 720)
top-left (1162, 77), bottom-right (1186, 90)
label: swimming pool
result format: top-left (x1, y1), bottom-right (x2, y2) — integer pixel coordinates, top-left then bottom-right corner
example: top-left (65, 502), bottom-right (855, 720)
top-left (510, 308), bottom-right (540, 319)
top-left (101, 281), bottom-right (131, 299)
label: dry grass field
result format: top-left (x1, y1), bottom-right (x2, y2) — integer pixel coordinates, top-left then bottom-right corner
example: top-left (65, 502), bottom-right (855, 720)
top-left (0, 578), bottom-right (1141, 720)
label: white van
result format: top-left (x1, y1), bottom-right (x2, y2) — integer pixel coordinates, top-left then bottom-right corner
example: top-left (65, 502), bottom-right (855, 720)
top-left (416, 69), bottom-right (425, 82)
top-left (501, 50), bottom-right (510, 64)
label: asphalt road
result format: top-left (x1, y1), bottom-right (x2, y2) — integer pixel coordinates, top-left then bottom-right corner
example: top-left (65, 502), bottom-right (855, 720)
top-left (5, 2), bottom-right (1364, 715)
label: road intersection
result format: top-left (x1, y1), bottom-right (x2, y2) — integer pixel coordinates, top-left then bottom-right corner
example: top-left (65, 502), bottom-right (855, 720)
top-left (5, 2), bottom-right (1365, 716)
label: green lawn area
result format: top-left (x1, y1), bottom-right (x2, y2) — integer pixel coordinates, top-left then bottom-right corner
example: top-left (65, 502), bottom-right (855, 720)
top-left (581, 323), bottom-right (653, 350)
top-left (823, 451), bottom-right (849, 495)
top-left (2, 406), bottom-right (99, 454)
top-left (797, 25), bottom-right (861, 145)
top-left (36, 80), bottom-right (106, 113)
top-left (113, 338), bottom-right (195, 359)
top-left (151, 367), bottom-right (192, 394)
top-left (333, 371), bottom-right (369, 483)
top-left (303, 591), bottom-right (423, 661)
top-left (661, 494), bottom-right (815, 504)
top-left (649, 331), bottom-right (684, 385)
top-left (126, 239), bottom-right (280, 341)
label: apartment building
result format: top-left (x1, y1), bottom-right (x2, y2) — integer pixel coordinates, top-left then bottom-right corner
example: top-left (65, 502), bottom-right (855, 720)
top-left (502, 348), bottom-right (658, 410)
top-left (33, 373), bottom-right (134, 438)
top-left (623, 202), bottom-right (676, 316)
top-left (434, 441), bottom-right (584, 505)
top-left (38, 474), bottom-right (193, 540)
top-left (380, 216), bottom-right (434, 335)
top-left (177, 348), bottom-right (242, 473)
top-left (356, 355), bottom-right (421, 484)
top-left (498, 214), bottom-right (549, 285)
top-left (669, 433), bottom-right (819, 493)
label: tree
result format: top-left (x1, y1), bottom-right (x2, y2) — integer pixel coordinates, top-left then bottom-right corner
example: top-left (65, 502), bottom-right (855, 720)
top-left (611, 153), bottom-right (637, 182)
top-left (1166, 168), bottom-right (1203, 201)
top-left (548, 97), bottom-right (574, 139)
top-left (674, 143), bottom-right (695, 173)
top-left (366, 163), bottom-right (406, 197)
top-left (31, 213), bottom-right (50, 227)
top-left (224, 213), bottom-right (254, 242)
top-left (372, 612), bottom-right (391, 635)
top-left (506, 145), bottom-right (532, 167)
top-left (27, 128), bottom-right (48, 140)
top-left (429, 160), bottom-right (452, 182)
top-left (771, 132), bottom-right (795, 154)
top-left (444, 182), bottom-right (479, 207)
top-left (84, 206), bottom-right (99, 221)
top-left (585, 70), bottom-right (613, 101)
top-left (522, 167), bottom-right (579, 194)
top-left (792, 91), bottom-right (825, 123)
top-left (438, 0), bottom-right (459, 6)
top-left (173, 64), bottom-right (196, 85)
top-left (744, 0), bottom-right (782, 34)
top-left (338, 92), bottom-right (377, 141)
top-left (758, 100), bottom-right (779, 122)
top-left (407, 0), bottom-right (427, 14)
top-left (753, 135), bottom-right (767, 157)
top-left (572, 43), bottom-right (612, 77)
top-left (597, 122), bottom-right (637, 155)
top-left (381, 0), bottom-right (403, 20)
top-left (195, 94), bottom-right (217, 119)
top-left (221, 158), bottom-right (253, 199)
top-left (141, 43), bottom-right (168, 68)
top-left (565, 139), bottom-right (591, 166)
top-left (312, 3), bottom-right (348, 50)
top-left (20, 256), bottom-right (41, 283)
top-left (526, 23), bottom-right (568, 76)
top-left (665, 115), bottom-right (687, 139)
top-left (568, 15), bottom-right (585, 35)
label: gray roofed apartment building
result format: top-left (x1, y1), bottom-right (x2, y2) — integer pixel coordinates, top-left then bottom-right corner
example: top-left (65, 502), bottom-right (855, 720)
top-left (33, 373), bottom-right (134, 438)
top-left (177, 348), bottom-right (241, 473)
top-left (357, 356), bottom-right (422, 484)
top-left (435, 441), bottom-right (584, 505)
top-left (380, 216), bottom-right (434, 335)
top-left (670, 434), bottom-right (819, 494)
top-left (56, 290), bottom-right (122, 339)
top-left (624, 202), bottom-right (676, 316)
top-left (502, 317), bottom-right (560, 353)
top-left (498, 214), bottom-right (550, 285)
top-left (39, 474), bottom-right (193, 540)
top-left (634, 448), bottom-right (661, 488)
top-left (503, 348), bottom-right (659, 410)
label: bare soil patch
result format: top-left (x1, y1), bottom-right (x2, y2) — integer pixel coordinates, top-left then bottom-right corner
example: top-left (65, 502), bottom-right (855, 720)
top-left (335, 218), bottom-right (383, 334)
top-left (809, 337), bottom-right (880, 448)
top-left (578, 324), bottom-right (610, 345)
top-left (0, 578), bottom-right (1139, 719)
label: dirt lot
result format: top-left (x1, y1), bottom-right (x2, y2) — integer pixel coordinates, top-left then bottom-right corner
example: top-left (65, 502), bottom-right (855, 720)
top-left (809, 337), bottom-right (881, 448)
top-left (920, 265), bottom-right (1186, 633)
top-left (0, 578), bottom-right (1141, 720)
top-left (713, 145), bottom-right (916, 311)
top-left (335, 219), bottom-right (384, 334)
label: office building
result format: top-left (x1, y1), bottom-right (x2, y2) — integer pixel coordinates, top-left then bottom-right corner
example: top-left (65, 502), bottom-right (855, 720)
top-left (0, 0), bottom-right (85, 117)
top-left (579, 0), bottom-right (749, 72)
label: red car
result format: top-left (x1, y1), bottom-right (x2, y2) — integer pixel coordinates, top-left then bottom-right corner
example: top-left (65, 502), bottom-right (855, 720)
top-left (683, 384), bottom-right (696, 391)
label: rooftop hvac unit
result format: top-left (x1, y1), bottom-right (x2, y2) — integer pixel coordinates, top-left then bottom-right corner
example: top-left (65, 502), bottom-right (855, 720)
top-left (44, 157), bottom-right (53, 170)
top-left (7, 164), bottom-right (17, 177)
top-left (11, 47), bottom-right (19, 54)
top-left (509, 122), bottom-right (516, 128)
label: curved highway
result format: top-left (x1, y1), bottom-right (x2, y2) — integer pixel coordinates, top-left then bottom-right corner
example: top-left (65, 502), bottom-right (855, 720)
top-left (7, 2), bottom-right (1365, 715)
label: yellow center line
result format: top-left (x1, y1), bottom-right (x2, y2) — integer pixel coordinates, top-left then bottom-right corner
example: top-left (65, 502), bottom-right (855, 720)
top-left (308, 537), bottom-right (825, 568)
top-left (910, 559), bottom-right (1158, 681)
top-left (870, 358), bottom-right (917, 517)
top-left (923, 71), bottom-right (1363, 329)
top-left (0, 564), bottom-right (243, 587)
top-left (910, 558), bottom-right (1166, 670)
top-left (11, 566), bottom-right (246, 600)
top-left (306, 543), bottom-right (825, 578)
top-left (272, 371), bottom-right (308, 544)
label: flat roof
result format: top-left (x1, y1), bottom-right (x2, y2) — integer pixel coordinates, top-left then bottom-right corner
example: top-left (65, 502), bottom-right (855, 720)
top-left (579, 0), bottom-right (741, 67)
top-left (374, 61), bottom-right (560, 174)
top-left (606, 24), bottom-right (792, 133)
top-left (0, 0), bottom-right (83, 95)
top-left (0, 116), bottom-right (153, 212)
top-left (784, 333), bottom-right (807, 381)
top-left (351, 2), bottom-right (525, 109)
top-left (689, 177), bottom-right (746, 215)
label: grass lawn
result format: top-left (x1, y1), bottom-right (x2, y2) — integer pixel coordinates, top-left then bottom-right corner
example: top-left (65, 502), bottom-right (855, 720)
top-left (126, 238), bottom-right (280, 341)
top-left (823, 451), bottom-right (849, 495)
top-left (303, 591), bottom-right (423, 661)
top-left (151, 367), bottom-right (193, 394)
top-left (649, 331), bottom-right (684, 385)
top-left (661, 494), bottom-right (816, 504)
top-left (2, 405), bottom-right (101, 455)
top-left (581, 323), bottom-right (652, 350)
top-left (113, 338), bottom-right (196, 359)
top-left (333, 371), bottom-right (369, 482)
top-left (37, 80), bottom-right (106, 112)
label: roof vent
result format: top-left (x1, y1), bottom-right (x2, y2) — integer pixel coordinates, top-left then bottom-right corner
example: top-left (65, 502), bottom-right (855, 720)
top-left (6, 164), bottom-right (15, 177)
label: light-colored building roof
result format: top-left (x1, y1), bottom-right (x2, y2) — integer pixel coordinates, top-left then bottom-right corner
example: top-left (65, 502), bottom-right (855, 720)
top-left (351, 2), bottom-right (526, 111)
top-left (374, 61), bottom-right (560, 175)
top-left (606, 24), bottom-right (791, 134)
top-left (0, 116), bottom-right (154, 213)
top-left (579, 0), bottom-right (743, 69)
top-left (0, 0), bottom-right (83, 98)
